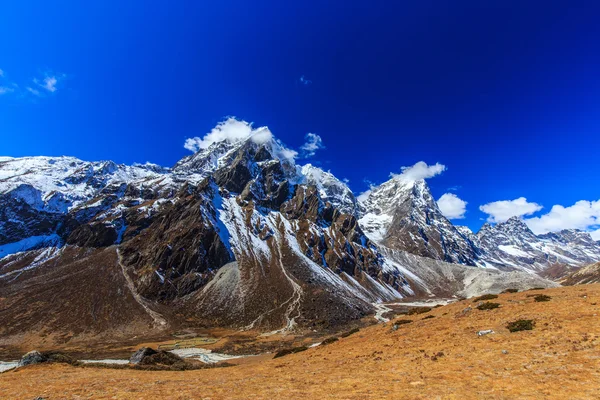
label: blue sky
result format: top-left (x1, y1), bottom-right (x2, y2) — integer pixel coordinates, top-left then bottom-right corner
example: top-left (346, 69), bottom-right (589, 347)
top-left (1, 0), bottom-right (599, 236)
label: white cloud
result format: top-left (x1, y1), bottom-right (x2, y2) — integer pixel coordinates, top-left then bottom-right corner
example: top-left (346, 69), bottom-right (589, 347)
top-left (184, 118), bottom-right (271, 152)
top-left (31, 73), bottom-right (65, 94)
top-left (391, 161), bottom-right (446, 182)
top-left (42, 76), bottom-right (58, 92)
top-left (479, 197), bottom-right (542, 223)
top-left (26, 87), bottom-right (41, 96)
top-left (590, 229), bottom-right (600, 241)
top-left (299, 75), bottom-right (312, 85)
top-left (0, 68), bottom-right (4, 77)
top-left (524, 199), bottom-right (600, 235)
top-left (300, 133), bottom-right (324, 157)
top-left (0, 86), bottom-right (14, 95)
top-left (183, 117), bottom-right (298, 162)
top-left (437, 193), bottom-right (468, 219)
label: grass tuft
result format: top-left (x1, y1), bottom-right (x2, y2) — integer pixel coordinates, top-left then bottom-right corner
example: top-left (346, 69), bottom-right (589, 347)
top-left (506, 319), bottom-right (535, 332)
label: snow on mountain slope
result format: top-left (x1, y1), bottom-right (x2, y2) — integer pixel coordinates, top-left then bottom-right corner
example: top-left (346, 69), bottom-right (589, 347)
top-left (358, 177), bottom-right (480, 265)
top-left (0, 156), bottom-right (170, 213)
top-left (1, 124), bottom-right (596, 341)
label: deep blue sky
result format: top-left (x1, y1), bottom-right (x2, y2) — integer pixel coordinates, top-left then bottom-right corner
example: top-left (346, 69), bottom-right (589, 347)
top-left (1, 0), bottom-right (599, 233)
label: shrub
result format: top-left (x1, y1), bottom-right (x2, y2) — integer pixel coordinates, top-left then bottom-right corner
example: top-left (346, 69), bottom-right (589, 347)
top-left (407, 307), bottom-right (432, 315)
top-left (534, 294), bottom-right (552, 302)
top-left (320, 337), bottom-right (339, 346)
top-left (506, 319), bottom-right (535, 332)
top-left (477, 302), bottom-right (501, 311)
top-left (340, 328), bottom-right (360, 338)
top-left (502, 288), bottom-right (519, 294)
top-left (273, 346), bottom-right (308, 359)
top-left (395, 319), bottom-right (413, 325)
top-left (422, 315), bottom-right (435, 320)
top-left (473, 294), bottom-right (498, 302)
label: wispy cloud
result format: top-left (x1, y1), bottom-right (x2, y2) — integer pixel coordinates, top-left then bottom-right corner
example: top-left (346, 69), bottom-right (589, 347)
top-left (0, 86), bottom-right (15, 95)
top-left (0, 68), bottom-right (66, 98)
top-left (299, 75), bottom-right (312, 86)
top-left (32, 73), bottom-right (65, 95)
top-left (300, 133), bottom-right (324, 157)
top-left (26, 87), bottom-right (41, 96)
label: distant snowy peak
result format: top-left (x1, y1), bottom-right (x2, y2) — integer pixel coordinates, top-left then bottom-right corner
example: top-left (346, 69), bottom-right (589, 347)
top-left (475, 217), bottom-right (600, 272)
top-left (0, 156), bottom-right (170, 213)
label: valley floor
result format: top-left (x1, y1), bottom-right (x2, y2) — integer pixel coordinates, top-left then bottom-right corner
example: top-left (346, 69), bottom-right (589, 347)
top-left (2, 284), bottom-right (600, 399)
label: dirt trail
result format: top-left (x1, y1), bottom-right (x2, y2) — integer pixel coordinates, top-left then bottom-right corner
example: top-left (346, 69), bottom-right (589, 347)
top-left (116, 248), bottom-right (167, 328)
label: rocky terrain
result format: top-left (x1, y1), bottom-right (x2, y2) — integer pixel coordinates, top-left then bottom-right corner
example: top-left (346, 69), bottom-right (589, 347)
top-left (0, 127), bottom-right (593, 347)
top-left (2, 284), bottom-right (599, 399)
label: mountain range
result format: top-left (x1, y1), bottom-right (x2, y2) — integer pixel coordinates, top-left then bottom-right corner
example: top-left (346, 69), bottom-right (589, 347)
top-left (1, 132), bottom-right (597, 344)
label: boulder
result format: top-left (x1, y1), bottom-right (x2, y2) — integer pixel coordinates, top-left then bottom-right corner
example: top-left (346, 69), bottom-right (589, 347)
top-left (129, 347), bottom-right (158, 364)
top-left (18, 350), bottom-right (47, 367)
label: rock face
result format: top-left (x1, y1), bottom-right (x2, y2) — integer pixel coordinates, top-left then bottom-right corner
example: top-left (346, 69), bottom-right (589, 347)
top-left (0, 131), bottom-right (565, 344)
top-left (358, 178), bottom-right (480, 265)
top-left (18, 350), bottom-right (47, 367)
top-left (130, 347), bottom-right (158, 364)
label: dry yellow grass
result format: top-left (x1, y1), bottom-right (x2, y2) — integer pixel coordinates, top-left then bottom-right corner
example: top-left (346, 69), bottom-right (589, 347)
top-left (2, 284), bottom-right (600, 399)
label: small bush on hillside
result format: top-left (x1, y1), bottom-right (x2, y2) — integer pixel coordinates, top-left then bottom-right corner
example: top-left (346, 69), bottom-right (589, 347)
top-left (506, 319), bottom-right (535, 332)
top-left (502, 288), bottom-right (519, 294)
top-left (340, 328), bottom-right (360, 338)
top-left (527, 287), bottom-right (545, 291)
top-left (320, 337), bottom-right (339, 346)
top-left (273, 346), bottom-right (308, 359)
top-left (395, 319), bottom-right (413, 325)
top-left (422, 315), bottom-right (435, 320)
top-left (408, 307), bottom-right (432, 315)
top-left (534, 294), bottom-right (552, 302)
top-left (473, 294), bottom-right (498, 302)
top-left (477, 302), bottom-right (501, 311)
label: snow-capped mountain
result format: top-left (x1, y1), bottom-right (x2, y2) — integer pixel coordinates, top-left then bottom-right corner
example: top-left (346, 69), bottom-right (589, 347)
top-left (358, 177), bottom-right (480, 265)
top-left (356, 173), bottom-right (600, 273)
top-left (0, 133), bottom-right (561, 345)
top-left (475, 217), bottom-right (600, 272)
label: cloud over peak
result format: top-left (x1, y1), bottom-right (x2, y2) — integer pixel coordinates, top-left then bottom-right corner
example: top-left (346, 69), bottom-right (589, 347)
top-left (479, 197), bottom-right (542, 223)
top-left (300, 133), bottom-right (324, 157)
top-left (184, 118), bottom-right (273, 152)
top-left (391, 161), bottom-right (446, 182)
top-left (525, 199), bottom-right (600, 235)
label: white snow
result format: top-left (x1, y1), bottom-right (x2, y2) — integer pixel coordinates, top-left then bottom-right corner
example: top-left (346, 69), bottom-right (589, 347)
top-left (498, 245), bottom-right (529, 257)
top-left (80, 359), bottom-right (130, 365)
top-left (169, 348), bottom-right (245, 364)
top-left (0, 234), bottom-right (60, 260)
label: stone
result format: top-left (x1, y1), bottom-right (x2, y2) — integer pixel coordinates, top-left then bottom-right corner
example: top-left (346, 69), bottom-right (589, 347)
top-left (18, 350), bottom-right (47, 367)
top-left (129, 347), bottom-right (158, 364)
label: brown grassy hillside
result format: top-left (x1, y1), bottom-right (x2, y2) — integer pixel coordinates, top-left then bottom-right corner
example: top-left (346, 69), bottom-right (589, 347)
top-left (2, 284), bottom-right (600, 399)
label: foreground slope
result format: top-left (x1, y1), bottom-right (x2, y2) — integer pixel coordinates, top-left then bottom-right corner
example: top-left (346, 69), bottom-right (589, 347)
top-left (2, 284), bottom-right (599, 399)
